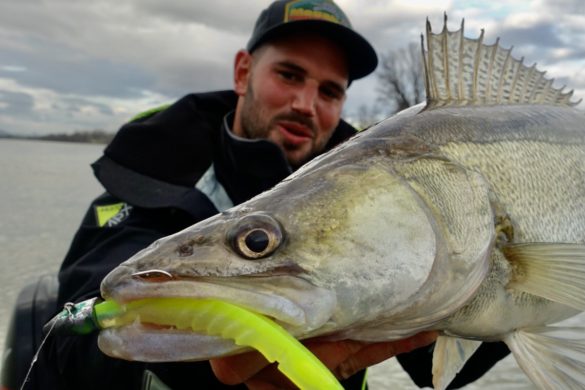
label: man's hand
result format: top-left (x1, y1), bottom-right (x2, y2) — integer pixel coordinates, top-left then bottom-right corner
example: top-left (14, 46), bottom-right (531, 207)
top-left (210, 331), bottom-right (438, 390)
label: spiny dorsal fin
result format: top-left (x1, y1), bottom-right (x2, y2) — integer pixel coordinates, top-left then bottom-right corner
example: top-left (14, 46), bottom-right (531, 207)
top-left (422, 14), bottom-right (579, 108)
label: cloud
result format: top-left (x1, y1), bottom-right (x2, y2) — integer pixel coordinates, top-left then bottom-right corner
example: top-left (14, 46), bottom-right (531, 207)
top-left (0, 0), bottom-right (584, 134)
top-left (0, 89), bottom-right (34, 115)
top-left (0, 77), bottom-right (168, 135)
top-left (135, 1), bottom-right (266, 33)
top-left (0, 0), bottom-right (253, 134)
top-left (540, 0), bottom-right (585, 14)
top-left (1, 65), bottom-right (27, 72)
top-left (497, 21), bottom-right (563, 48)
top-left (1, 42), bottom-right (155, 98)
top-left (0, 0), bottom-right (249, 98)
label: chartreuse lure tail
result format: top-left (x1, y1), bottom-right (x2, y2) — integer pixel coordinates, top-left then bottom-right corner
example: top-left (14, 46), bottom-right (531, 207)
top-left (93, 297), bottom-right (343, 390)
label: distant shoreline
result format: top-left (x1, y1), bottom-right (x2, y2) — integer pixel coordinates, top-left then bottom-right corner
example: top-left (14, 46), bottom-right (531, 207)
top-left (0, 130), bottom-right (114, 144)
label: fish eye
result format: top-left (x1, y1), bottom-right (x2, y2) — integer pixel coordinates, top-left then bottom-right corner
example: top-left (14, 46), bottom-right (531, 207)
top-left (227, 213), bottom-right (283, 259)
top-left (244, 229), bottom-right (270, 253)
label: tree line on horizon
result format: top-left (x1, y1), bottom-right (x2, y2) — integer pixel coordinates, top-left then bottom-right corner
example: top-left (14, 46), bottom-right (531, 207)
top-left (0, 129), bottom-right (114, 144)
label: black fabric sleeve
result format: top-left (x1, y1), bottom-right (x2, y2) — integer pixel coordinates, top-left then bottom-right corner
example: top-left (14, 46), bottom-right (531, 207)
top-left (397, 340), bottom-right (511, 388)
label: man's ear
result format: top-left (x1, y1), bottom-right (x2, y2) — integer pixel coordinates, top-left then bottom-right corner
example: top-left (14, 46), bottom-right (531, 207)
top-left (234, 50), bottom-right (252, 97)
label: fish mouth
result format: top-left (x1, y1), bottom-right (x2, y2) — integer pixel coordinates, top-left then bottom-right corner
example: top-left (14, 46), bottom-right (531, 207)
top-left (98, 265), bottom-right (337, 361)
top-left (105, 279), bottom-right (311, 327)
top-left (98, 325), bottom-right (249, 362)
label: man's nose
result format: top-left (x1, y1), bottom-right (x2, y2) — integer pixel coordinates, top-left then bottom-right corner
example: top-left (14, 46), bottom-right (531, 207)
top-left (291, 82), bottom-right (318, 116)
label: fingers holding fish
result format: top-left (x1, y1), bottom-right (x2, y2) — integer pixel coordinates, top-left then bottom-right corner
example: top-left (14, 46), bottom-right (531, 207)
top-left (210, 332), bottom-right (438, 388)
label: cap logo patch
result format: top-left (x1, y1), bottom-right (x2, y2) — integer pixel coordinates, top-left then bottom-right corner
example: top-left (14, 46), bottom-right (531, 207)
top-left (284, 0), bottom-right (348, 25)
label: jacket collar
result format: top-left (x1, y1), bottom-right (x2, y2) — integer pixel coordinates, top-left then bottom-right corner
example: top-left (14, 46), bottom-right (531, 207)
top-left (213, 112), bottom-right (293, 204)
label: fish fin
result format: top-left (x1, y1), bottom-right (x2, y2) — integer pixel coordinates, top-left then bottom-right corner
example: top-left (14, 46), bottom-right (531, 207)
top-left (505, 326), bottom-right (585, 389)
top-left (431, 335), bottom-right (482, 390)
top-left (503, 243), bottom-right (585, 310)
top-left (422, 14), bottom-right (578, 109)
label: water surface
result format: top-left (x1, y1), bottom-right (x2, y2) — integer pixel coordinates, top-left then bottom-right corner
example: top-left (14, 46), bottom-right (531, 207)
top-left (0, 139), bottom-right (103, 361)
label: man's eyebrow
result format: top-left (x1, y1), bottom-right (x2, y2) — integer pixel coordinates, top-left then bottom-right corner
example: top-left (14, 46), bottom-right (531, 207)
top-left (275, 61), bottom-right (307, 75)
top-left (322, 80), bottom-right (347, 97)
top-left (275, 61), bottom-right (347, 95)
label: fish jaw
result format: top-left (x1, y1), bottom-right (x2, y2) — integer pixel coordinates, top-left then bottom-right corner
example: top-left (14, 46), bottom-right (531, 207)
top-left (98, 267), bottom-right (337, 361)
top-left (98, 326), bottom-right (242, 362)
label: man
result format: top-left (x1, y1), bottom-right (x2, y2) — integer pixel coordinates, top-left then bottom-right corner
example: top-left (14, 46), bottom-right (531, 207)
top-left (39, 1), bottom-right (506, 389)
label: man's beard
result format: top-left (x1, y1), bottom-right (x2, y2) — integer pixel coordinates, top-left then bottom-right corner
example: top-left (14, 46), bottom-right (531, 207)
top-left (239, 85), bottom-right (273, 140)
top-left (239, 85), bottom-right (327, 168)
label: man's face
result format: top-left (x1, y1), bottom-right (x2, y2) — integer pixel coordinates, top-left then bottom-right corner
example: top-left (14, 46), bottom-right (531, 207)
top-left (233, 33), bottom-right (349, 168)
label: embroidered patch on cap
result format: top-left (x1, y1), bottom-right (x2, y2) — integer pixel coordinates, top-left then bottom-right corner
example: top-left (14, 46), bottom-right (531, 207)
top-left (284, 0), bottom-right (349, 25)
top-left (95, 202), bottom-right (133, 227)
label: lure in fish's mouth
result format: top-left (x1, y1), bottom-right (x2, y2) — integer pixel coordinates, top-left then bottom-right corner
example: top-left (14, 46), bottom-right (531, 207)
top-left (103, 298), bottom-right (343, 389)
top-left (46, 297), bottom-right (343, 390)
top-left (100, 265), bottom-right (337, 334)
top-left (94, 266), bottom-right (338, 362)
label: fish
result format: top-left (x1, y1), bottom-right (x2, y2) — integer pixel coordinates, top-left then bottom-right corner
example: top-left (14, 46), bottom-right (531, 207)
top-left (98, 16), bottom-right (585, 389)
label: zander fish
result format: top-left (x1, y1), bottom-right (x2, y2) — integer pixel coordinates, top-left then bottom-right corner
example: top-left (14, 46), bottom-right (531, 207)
top-left (98, 16), bottom-right (585, 389)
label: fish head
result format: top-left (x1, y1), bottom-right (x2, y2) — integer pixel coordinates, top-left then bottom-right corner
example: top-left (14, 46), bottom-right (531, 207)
top-left (101, 208), bottom-right (337, 330)
top-left (99, 137), bottom-right (448, 361)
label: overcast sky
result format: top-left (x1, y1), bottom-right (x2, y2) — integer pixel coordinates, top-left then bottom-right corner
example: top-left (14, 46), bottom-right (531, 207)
top-left (1, 0), bottom-right (584, 135)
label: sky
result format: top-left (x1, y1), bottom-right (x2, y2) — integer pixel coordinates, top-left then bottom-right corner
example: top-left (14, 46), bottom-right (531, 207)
top-left (0, 0), bottom-right (584, 136)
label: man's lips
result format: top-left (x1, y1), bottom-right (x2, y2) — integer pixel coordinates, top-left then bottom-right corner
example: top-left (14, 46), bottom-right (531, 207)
top-left (277, 121), bottom-right (313, 146)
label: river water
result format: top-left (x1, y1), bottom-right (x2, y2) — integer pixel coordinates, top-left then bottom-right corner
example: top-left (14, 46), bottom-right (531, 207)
top-left (0, 139), bottom-right (104, 348)
top-left (0, 138), bottom-right (581, 389)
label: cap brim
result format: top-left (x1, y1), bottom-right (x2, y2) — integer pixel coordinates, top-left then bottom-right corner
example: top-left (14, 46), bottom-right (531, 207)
top-left (247, 20), bottom-right (378, 81)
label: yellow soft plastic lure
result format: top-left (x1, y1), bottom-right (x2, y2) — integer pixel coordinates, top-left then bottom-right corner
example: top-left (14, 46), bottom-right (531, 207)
top-left (94, 298), bottom-right (343, 390)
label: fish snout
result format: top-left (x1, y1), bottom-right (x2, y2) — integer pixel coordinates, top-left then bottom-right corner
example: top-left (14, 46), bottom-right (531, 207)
top-left (100, 264), bottom-right (136, 299)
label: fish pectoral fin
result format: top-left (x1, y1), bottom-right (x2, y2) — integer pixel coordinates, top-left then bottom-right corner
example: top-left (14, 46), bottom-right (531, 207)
top-left (505, 326), bottom-right (585, 389)
top-left (503, 243), bottom-right (585, 310)
top-left (432, 335), bottom-right (482, 390)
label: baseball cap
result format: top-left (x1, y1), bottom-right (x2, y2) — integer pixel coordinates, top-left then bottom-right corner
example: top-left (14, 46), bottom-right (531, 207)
top-left (247, 0), bottom-right (378, 82)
